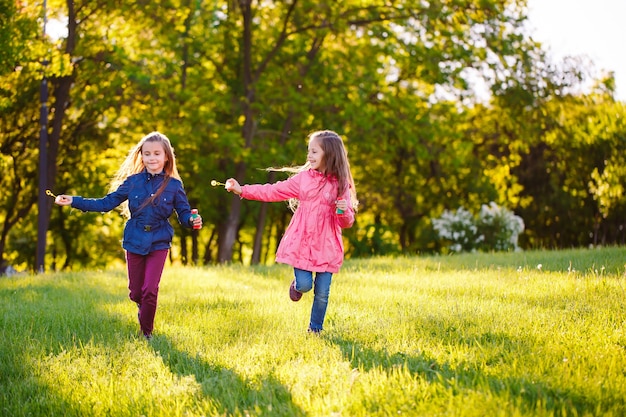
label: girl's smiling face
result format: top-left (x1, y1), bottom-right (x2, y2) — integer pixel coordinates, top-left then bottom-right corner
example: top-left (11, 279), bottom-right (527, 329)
top-left (307, 137), bottom-right (326, 173)
top-left (142, 141), bottom-right (168, 174)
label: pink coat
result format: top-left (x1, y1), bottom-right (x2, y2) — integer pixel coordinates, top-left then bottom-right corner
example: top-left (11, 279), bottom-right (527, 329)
top-left (241, 169), bottom-right (355, 273)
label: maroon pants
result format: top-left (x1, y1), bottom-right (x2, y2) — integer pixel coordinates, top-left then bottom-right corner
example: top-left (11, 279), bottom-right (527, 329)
top-left (126, 249), bottom-right (169, 337)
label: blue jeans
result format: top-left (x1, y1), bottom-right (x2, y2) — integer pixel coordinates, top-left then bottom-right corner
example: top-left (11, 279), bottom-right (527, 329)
top-left (293, 268), bottom-right (333, 332)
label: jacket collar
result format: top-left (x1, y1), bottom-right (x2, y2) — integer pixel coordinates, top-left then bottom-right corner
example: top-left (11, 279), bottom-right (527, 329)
top-left (309, 168), bottom-right (335, 181)
top-left (144, 169), bottom-right (165, 181)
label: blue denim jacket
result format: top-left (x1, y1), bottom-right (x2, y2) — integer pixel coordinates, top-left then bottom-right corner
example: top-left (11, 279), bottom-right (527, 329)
top-left (71, 171), bottom-right (194, 255)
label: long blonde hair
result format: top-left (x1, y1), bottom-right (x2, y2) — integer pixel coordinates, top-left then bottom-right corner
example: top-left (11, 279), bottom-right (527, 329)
top-left (270, 130), bottom-right (358, 212)
top-left (110, 131), bottom-right (182, 218)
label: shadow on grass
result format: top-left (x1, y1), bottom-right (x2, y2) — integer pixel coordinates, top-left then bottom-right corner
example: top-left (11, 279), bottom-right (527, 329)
top-left (150, 335), bottom-right (305, 417)
top-left (327, 332), bottom-right (597, 416)
top-left (0, 272), bottom-right (132, 416)
top-left (0, 272), bottom-right (304, 417)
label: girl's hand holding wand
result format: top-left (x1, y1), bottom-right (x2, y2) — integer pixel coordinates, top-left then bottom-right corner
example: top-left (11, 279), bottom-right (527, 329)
top-left (47, 190), bottom-right (72, 206)
top-left (224, 178), bottom-right (242, 195)
top-left (54, 195), bottom-right (73, 206)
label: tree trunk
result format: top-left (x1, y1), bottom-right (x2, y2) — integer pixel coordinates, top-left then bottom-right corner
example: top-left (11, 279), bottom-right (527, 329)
top-left (38, 0), bottom-right (76, 269)
top-left (218, 0), bottom-right (254, 263)
top-left (218, 162), bottom-right (245, 263)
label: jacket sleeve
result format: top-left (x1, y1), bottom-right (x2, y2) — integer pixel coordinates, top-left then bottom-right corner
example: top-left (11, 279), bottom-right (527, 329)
top-left (240, 173), bottom-right (302, 202)
top-left (172, 181), bottom-right (194, 228)
top-left (71, 178), bottom-right (130, 213)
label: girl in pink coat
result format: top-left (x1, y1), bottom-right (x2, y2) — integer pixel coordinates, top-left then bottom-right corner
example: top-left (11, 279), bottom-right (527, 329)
top-left (225, 130), bottom-right (358, 333)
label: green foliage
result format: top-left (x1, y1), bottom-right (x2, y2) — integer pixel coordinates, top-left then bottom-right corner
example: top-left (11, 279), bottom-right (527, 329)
top-left (511, 97), bottom-right (626, 247)
top-left (0, 1), bottom-right (38, 80)
top-left (348, 218), bottom-right (400, 258)
top-left (2, 0), bottom-right (626, 270)
top-left (1, 248), bottom-right (626, 416)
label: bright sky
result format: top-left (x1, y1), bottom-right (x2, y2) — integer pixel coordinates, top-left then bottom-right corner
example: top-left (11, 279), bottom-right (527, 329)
top-left (526, 0), bottom-right (626, 101)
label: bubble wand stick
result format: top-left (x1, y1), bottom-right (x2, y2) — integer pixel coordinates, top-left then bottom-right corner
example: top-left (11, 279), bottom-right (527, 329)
top-left (210, 180), bottom-right (226, 187)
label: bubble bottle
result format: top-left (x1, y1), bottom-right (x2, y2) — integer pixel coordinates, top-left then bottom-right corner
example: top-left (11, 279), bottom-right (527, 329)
top-left (190, 209), bottom-right (201, 229)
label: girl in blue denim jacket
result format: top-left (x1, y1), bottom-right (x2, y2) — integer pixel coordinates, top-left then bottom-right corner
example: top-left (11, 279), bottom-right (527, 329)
top-left (54, 132), bottom-right (202, 340)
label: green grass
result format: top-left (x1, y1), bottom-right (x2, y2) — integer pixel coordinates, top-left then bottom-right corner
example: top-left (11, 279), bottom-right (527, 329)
top-left (1, 247), bottom-right (625, 416)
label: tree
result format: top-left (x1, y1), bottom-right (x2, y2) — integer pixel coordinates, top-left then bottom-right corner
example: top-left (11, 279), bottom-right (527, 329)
top-left (5, 0), bottom-right (625, 269)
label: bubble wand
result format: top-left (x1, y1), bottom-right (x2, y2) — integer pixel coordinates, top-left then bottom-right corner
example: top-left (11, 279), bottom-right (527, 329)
top-left (211, 180), bottom-right (226, 187)
top-left (45, 190), bottom-right (57, 198)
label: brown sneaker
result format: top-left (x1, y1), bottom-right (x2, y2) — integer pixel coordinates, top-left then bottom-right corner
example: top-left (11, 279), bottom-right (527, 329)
top-left (289, 280), bottom-right (302, 302)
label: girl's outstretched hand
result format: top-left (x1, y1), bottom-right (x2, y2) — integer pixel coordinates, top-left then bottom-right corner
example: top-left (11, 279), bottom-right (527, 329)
top-left (225, 178), bottom-right (242, 195)
top-left (55, 195), bottom-right (73, 206)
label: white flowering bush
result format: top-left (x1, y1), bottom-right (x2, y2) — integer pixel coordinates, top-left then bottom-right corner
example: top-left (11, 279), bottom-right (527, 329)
top-left (432, 202), bottom-right (524, 253)
top-left (476, 202), bottom-right (525, 252)
top-left (431, 207), bottom-right (482, 252)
